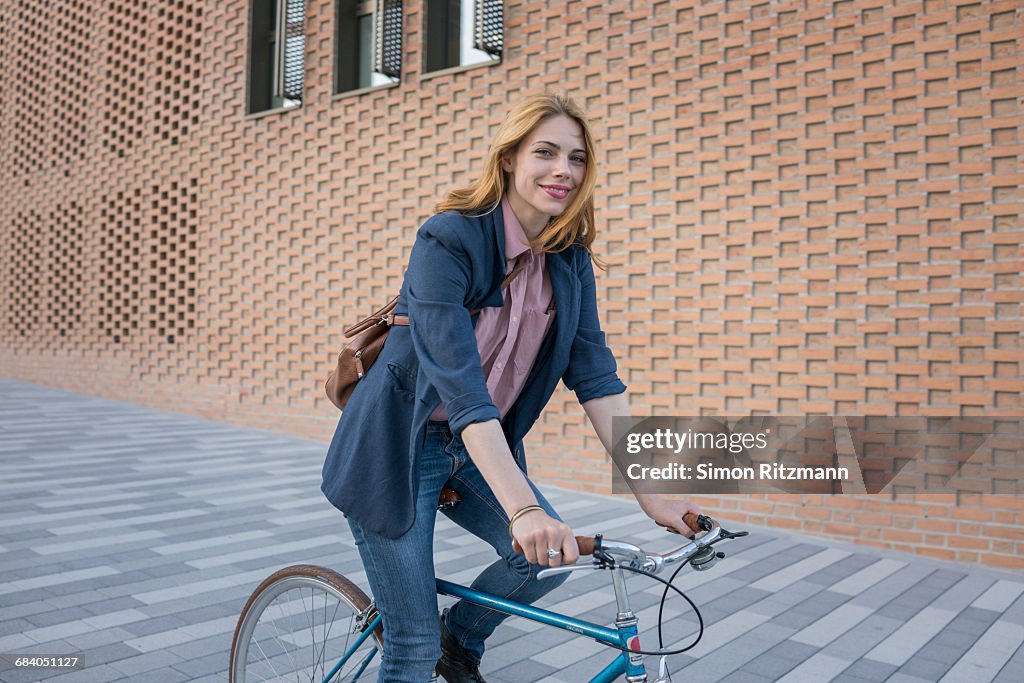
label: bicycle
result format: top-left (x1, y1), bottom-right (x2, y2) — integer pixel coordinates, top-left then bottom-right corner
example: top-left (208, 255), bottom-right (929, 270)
top-left (229, 512), bottom-right (749, 682)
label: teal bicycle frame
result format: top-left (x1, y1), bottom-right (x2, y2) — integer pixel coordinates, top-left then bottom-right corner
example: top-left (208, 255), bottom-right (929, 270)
top-left (323, 573), bottom-right (648, 682)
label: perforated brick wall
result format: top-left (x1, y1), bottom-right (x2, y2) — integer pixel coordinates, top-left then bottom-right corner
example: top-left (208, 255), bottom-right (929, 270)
top-left (2, 1), bottom-right (1022, 568)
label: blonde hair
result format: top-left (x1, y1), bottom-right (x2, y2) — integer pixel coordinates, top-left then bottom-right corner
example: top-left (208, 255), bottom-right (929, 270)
top-left (436, 93), bottom-right (602, 263)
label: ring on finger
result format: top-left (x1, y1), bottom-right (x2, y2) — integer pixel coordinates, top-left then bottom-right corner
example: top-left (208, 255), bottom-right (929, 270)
top-left (546, 548), bottom-right (561, 558)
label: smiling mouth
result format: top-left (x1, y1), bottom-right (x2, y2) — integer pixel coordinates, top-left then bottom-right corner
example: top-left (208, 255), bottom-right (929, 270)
top-left (541, 185), bottom-right (570, 200)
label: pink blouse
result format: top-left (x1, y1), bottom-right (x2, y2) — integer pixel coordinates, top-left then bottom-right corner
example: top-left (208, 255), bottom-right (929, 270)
top-left (430, 196), bottom-right (556, 422)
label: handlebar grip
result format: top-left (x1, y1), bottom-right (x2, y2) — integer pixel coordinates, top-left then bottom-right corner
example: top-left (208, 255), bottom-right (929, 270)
top-left (576, 536), bottom-right (596, 556)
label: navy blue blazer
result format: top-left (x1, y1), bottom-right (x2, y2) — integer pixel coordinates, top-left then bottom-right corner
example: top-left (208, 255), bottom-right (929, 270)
top-left (321, 204), bottom-right (627, 538)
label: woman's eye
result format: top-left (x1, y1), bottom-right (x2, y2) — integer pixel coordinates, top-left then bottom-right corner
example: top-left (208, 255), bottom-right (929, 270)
top-left (536, 149), bottom-right (552, 157)
top-left (571, 156), bottom-right (586, 164)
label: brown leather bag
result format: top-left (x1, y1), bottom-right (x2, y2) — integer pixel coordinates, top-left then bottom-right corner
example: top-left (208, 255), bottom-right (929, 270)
top-left (325, 262), bottom-right (526, 411)
top-left (325, 296), bottom-right (408, 410)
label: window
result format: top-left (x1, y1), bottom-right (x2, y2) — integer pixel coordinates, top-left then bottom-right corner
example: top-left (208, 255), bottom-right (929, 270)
top-left (424, 0), bottom-right (502, 73)
top-left (336, 0), bottom-right (402, 93)
top-left (248, 0), bottom-right (307, 113)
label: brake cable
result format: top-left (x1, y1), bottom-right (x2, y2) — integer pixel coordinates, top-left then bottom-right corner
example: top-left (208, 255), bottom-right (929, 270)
top-left (587, 548), bottom-right (705, 657)
top-left (576, 518), bottom-right (747, 658)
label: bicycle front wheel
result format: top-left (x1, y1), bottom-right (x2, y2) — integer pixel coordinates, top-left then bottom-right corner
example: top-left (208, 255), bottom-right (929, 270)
top-left (229, 564), bottom-right (384, 683)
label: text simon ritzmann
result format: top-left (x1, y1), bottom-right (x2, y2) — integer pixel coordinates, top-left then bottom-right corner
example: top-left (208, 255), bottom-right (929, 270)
top-left (626, 462), bottom-right (850, 481)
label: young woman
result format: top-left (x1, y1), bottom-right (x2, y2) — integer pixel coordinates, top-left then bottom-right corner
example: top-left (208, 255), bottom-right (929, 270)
top-left (322, 93), bottom-right (702, 682)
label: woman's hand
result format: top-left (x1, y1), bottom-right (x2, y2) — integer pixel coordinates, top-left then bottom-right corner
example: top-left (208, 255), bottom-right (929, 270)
top-left (459, 421), bottom-right (579, 567)
top-left (636, 493), bottom-right (703, 536)
top-left (510, 509), bottom-right (580, 567)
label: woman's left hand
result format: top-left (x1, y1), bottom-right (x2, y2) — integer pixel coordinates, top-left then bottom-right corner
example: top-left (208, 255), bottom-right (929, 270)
top-left (636, 493), bottom-right (703, 536)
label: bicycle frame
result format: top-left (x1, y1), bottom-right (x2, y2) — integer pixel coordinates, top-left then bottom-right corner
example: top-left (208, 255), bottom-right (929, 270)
top-left (322, 574), bottom-right (647, 683)
top-left (437, 577), bottom-right (646, 682)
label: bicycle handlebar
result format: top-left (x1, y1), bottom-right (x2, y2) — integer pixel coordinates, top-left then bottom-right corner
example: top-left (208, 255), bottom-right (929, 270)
top-left (513, 513), bottom-right (705, 557)
top-left (574, 512), bottom-right (707, 556)
top-left (537, 515), bottom-right (748, 579)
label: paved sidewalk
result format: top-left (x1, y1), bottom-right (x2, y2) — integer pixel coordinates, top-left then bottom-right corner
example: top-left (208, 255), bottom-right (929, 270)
top-left (0, 377), bottom-right (1022, 683)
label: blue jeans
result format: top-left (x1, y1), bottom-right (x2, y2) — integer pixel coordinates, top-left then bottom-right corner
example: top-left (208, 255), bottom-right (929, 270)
top-left (347, 422), bottom-right (568, 682)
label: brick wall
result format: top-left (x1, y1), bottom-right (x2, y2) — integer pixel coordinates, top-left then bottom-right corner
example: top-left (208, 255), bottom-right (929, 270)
top-left (2, 1), bottom-right (1022, 568)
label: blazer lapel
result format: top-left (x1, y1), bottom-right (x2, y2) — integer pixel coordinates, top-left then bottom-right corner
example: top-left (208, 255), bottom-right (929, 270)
top-left (545, 250), bottom-right (578, 368)
top-left (476, 203), bottom-right (508, 310)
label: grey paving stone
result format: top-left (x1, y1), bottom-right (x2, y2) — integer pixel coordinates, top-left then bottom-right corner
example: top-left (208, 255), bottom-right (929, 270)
top-left (911, 606), bottom-right (1000, 666)
top-left (119, 613), bottom-right (190, 638)
top-left (1002, 591), bottom-right (1024, 627)
top-left (727, 544), bottom-right (822, 585)
top-left (167, 650), bottom-right (229, 678)
top-left (64, 627), bottom-right (138, 652)
top-left (720, 671), bottom-right (774, 683)
top-left (489, 656), bottom-right (557, 681)
top-left (740, 653), bottom-right (800, 679)
top-left (139, 562), bottom-right (197, 580)
top-left (129, 667), bottom-right (192, 683)
top-left (0, 617), bottom-right (34, 637)
top-left (805, 554), bottom-right (877, 586)
top-left (708, 585), bottom-right (774, 616)
top-left (105, 649), bottom-right (185, 677)
top-left (770, 639), bottom-right (819, 663)
top-left (24, 607), bottom-right (94, 629)
top-left (899, 655), bottom-right (953, 680)
top-left (822, 614), bottom-right (914, 661)
top-left (0, 633), bottom-right (35, 652)
top-left (166, 675), bottom-right (224, 683)
top-left (884, 674), bottom-right (935, 683)
top-left (876, 570), bottom-right (964, 620)
top-left (165, 633), bottom-right (232, 661)
top-left (770, 587), bottom-right (850, 632)
top-left (993, 643), bottom-right (1024, 683)
top-left (840, 657), bottom-right (898, 682)
top-left (673, 621), bottom-right (793, 681)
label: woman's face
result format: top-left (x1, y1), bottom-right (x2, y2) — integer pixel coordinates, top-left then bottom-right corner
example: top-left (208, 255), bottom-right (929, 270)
top-left (501, 114), bottom-right (587, 238)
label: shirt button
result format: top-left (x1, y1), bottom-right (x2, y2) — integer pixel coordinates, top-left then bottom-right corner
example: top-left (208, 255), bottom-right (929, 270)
top-left (496, 362), bottom-right (504, 369)
top-left (511, 316), bottom-right (518, 323)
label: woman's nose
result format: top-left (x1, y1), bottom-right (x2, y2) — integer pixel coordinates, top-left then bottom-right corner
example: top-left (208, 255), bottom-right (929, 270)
top-left (553, 156), bottom-right (571, 177)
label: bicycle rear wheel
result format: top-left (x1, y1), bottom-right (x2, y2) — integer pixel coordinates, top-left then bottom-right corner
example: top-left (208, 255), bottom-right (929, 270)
top-left (229, 564), bottom-right (384, 683)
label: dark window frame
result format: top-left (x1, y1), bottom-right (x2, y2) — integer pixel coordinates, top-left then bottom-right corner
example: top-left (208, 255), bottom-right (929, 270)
top-left (247, 0), bottom-right (306, 114)
top-left (424, 0), bottom-right (461, 73)
top-left (424, 0), bottom-right (502, 74)
top-left (335, 0), bottom-right (402, 95)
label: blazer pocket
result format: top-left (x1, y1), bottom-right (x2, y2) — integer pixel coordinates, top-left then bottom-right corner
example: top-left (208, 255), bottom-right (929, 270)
top-left (385, 362), bottom-right (418, 401)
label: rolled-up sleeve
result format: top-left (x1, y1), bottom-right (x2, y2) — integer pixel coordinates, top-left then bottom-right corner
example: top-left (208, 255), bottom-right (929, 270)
top-left (562, 250), bottom-right (627, 404)
top-left (403, 214), bottom-right (501, 435)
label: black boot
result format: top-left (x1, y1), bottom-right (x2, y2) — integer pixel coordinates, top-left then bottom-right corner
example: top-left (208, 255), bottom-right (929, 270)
top-left (434, 608), bottom-right (487, 683)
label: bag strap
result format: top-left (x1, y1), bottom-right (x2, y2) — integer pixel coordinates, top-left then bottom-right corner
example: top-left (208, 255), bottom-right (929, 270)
top-left (343, 296), bottom-right (401, 337)
top-left (344, 259), bottom-right (529, 338)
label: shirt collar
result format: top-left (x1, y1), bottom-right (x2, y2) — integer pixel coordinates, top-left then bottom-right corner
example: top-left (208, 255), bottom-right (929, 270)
top-left (501, 195), bottom-right (534, 261)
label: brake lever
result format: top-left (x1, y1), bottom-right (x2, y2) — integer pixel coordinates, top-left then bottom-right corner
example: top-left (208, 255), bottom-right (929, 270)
top-left (536, 562), bottom-right (602, 579)
top-left (718, 527), bottom-right (749, 540)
